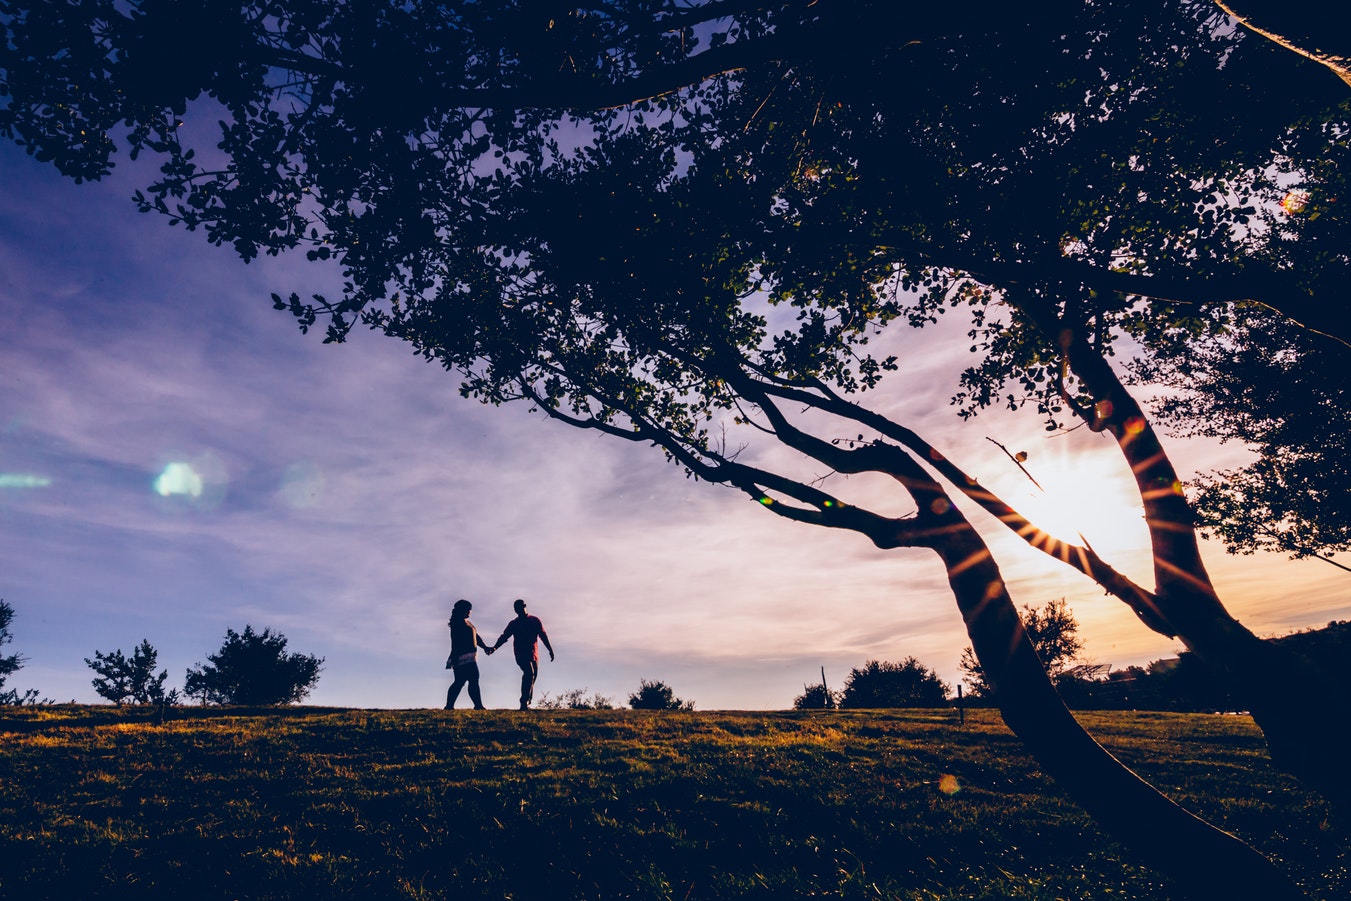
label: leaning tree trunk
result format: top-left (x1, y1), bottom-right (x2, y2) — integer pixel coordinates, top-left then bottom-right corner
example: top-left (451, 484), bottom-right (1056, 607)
top-left (640, 351), bottom-right (1311, 896)
top-left (933, 512), bottom-right (1308, 899)
top-left (1038, 297), bottom-right (1351, 814)
top-left (900, 463), bottom-right (1309, 899)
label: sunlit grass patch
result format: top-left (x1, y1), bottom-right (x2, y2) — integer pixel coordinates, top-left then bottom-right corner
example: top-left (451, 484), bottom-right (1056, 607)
top-left (0, 707), bottom-right (1345, 899)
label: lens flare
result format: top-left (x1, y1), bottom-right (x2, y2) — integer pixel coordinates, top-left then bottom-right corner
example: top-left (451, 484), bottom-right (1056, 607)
top-left (1281, 190), bottom-right (1310, 214)
top-left (0, 473), bottom-right (52, 489)
top-left (278, 461), bottom-right (325, 509)
top-left (151, 452), bottom-right (227, 510)
top-left (154, 461), bottom-right (204, 498)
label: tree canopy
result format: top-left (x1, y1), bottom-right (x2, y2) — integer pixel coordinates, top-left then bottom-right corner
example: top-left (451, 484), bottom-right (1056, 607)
top-left (1, 0), bottom-right (1345, 557)
top-left (4, 1), bottom-right (1349, 894)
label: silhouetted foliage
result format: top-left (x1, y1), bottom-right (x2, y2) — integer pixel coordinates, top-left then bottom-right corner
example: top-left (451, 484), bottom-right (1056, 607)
top-left (5, 2), bottom-right (1350, 890)
top-left (1055, 620), bottom-right (1351, 712)
top-left (85, 639), bottom-right (174, 705)
top-left (0, 600), bottom-right (22, 687)
top-left (1138, 312), bottom-right (1351, 563)
top-left (184, 626), bottom-right (323, 706)
top-left (793, 683), bottom-right (839, 710)
top-left (840, 658), bottom-right (950, 709)
top-left (1273, 620), bottom-right (1351, 682)
top-left (960, 598), bottom-right (1084, 697)
top-left (0, 599), bottom-right (40, 706)
top-left (628, 679), bottom-right (694, 711)
top-left (536, 688), bottom-right (614, 710)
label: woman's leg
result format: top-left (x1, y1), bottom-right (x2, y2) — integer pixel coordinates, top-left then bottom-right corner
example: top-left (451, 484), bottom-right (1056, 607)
top-left (446, 674), bottom-right (465, 709)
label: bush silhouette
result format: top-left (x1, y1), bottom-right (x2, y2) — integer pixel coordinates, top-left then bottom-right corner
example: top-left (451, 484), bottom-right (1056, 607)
top-left (840, 658), bottom-right (950, 709)
top-left (86, 639), bottom-right (173, 705)
top-left (793, 683), bottom-right (839, 709)
top-left (628, 679), bottom-right (693, 711)
top-left (536, 688), bottom-right (614, 710)
top-left (0, 599), bottom-right (40, 706)
top-left (185, 626), bottom-right (323, 705)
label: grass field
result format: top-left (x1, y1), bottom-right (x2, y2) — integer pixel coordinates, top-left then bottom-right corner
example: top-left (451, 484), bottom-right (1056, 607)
top-left (0, 706), bottom-right (1345, 900)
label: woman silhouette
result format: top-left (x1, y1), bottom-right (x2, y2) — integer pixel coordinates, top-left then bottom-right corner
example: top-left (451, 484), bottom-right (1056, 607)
top-left (445, 599), bottom-right (492, 710)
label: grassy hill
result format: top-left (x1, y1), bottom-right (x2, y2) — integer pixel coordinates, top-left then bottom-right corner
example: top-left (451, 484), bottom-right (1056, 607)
top-left (0, 706), bottom-right (1345, 899)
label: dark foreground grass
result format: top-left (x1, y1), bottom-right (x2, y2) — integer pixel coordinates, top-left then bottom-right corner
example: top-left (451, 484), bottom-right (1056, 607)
top-left (0, 706), bottom-right (1345, 900)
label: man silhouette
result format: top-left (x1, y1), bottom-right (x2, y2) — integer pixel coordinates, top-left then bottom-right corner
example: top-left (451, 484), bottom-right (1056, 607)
top-left (445, 599), bottom-right (492, 710)
top-left (490, 598), bottom-right (554, 710)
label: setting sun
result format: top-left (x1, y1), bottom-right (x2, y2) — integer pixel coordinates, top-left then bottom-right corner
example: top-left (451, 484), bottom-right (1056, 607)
top-left (994, 444), bottom-right (1150, 559)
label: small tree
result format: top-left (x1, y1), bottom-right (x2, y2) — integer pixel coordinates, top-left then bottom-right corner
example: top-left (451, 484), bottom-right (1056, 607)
top-left (536, 688), bottom-right (615, 710)
top-left (961, 598), bottom-right (1085, 696)
top-left (628, 679), bottom-right (694, 711)
top-left (86, 639), bottom-right (172, 705)
top-left (839, 658), bottom-right (950, 709)
top-left (0, 599), bottom-right (40, 706)
top-left (0, 600), bottom-right (23, 688)
top-left (184, 626), bottom-right (323, 706)
top-left (793, 683), bottom-right (839, 710)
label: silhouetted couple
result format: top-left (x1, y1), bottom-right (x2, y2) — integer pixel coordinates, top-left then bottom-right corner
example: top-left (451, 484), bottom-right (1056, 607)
top-left (444, 598), bottom-right (554, 711)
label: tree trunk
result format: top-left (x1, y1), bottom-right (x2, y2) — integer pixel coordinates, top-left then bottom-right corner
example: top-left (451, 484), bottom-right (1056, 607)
top-left (934, 510), bottom-right (1307, 900)
top-left (1020, 290), bottom-right (1351, 812)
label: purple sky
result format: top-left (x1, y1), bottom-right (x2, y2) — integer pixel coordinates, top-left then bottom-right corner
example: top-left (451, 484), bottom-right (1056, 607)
top-left (2, 139), bottom-right (1347, 710)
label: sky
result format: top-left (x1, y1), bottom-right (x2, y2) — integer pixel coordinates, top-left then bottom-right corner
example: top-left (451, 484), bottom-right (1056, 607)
top-left (2, 138), bottom-right (1348, 711)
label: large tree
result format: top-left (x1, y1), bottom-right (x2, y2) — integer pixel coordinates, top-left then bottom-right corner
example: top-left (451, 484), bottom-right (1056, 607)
top-left (3, 1), bottom-right (1347, 895)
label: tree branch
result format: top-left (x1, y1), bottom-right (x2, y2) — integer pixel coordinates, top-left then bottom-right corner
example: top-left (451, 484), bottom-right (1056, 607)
top-left (732, 367), bottom-right (1178, 636)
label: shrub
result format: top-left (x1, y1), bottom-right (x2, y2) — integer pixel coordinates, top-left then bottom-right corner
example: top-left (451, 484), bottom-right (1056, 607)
top-left (628, 679), bottom-right (694, 711)
top-left (792, 683), bottom-right (839, 709)
top-left (86, 639), bottom-right (174, 705)
top-left (839, 658), bottom-right (950, 708)
top-left (184, 626), bottom-right (323, 705)
top-left (536, 688), bottom-right (615, 710)
top-left (0, 599), bottom-right (41, 706)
